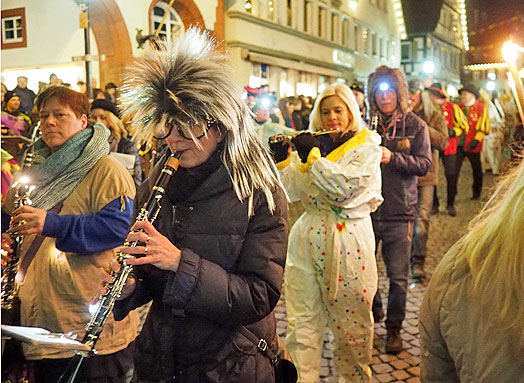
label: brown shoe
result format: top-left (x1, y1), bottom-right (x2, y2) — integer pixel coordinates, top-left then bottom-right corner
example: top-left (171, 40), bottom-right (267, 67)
top-left (411, 263), bottom-right (426, 279)
top-left (386, 328), bottom-right (403, 354)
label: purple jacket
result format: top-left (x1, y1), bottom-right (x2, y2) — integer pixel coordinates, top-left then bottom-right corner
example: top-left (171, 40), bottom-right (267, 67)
top-left (372, 111), bottom-right (432, 221)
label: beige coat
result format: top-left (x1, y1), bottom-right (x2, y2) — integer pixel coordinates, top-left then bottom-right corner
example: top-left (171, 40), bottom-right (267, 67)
top-left (414, 106), bottom-right (448, 187)
top-left (419, 249), bottom-right (524, 382)
top-left (3, 156), bottom-right (139, 360)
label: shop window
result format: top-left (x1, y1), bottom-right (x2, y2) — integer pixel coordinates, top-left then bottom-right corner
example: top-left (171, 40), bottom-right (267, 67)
top-left (304, 0), bottom-right (312, 33)
top-left (331, 12), bottom-right (339, 42)
top-left (1, 8), bottom-right (27, 49)
top-left (287, 0), bottom-right (292, 27)
top-left (151, 3), bottom-right (183, 47)
top-left (353, 24), bottom-right (360, 52)
top-left (401, 41), bottom-right (411, 61)
top-left (341, 16), bottom-right (349, 46)
top-left (266, 0), bottom-right (275, 20)
top-left (371, 32), bottom-right (378, 56)
top-left (362, 28), bottom-right (369, 55)
top-left (318, 5), bottom-right (327, 39)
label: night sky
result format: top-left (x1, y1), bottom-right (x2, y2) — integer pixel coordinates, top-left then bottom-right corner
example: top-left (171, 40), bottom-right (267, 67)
top-left (475, 0), bottom-right (524, 24)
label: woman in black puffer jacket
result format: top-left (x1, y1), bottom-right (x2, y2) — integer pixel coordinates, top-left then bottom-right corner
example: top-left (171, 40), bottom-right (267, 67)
top-left (111, 28), bottom-right (289, 383)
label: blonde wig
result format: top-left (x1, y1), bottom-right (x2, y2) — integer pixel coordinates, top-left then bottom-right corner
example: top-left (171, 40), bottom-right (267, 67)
top-left (367, 65), bottom-right (410, 116)
top-left (419, 90), bottom-right (441, 123)
top-left (449, 155), bottom-right (524, 347)
top-left (98, 109), bottom-right (128, 141)
top-left (118, 27), bottom-right (281, 213)
top-left (308, 82), bottom-right (362, 133)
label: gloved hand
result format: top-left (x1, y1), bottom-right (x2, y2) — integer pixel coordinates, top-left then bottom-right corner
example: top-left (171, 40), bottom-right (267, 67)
top-left (448, 128), bottom-right (456, 138)
top-left (269, 140), bottom-right (291, 163)
top-left (291, 133), bottom-right (321, 163)
top-left (468, 139), bottom-right (479, 150)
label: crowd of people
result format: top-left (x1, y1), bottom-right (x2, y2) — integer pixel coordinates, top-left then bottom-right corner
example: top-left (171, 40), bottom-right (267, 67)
top-left (1, 27), bottom-right (523, 383)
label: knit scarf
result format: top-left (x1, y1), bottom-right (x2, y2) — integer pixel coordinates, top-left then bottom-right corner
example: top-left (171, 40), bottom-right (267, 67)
top-left (26, 123), bottom-right (110, 210)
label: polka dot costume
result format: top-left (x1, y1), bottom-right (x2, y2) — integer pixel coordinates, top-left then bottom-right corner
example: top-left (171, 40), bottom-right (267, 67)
top-left (280, 129), bottom-right (383, 382)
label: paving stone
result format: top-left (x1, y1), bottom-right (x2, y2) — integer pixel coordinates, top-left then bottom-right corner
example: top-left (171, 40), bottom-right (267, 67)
top-left (401, 332), bottom-right (415, 341)
top-left (391, 370), bottom-right (412, 380)
top-left (372, 363), bottom-right (394, 374)
top-left (378, 354), bottom-right (399, 363)
top-left (397, 351), bottom-right (411, 360)
top-left (390, 360), bottom-right (410, 370)
top-left (404, 325), bottom-right (419, 335)
top-left (407, 347), bottom-right (421, 356)
top-left (407, 366), bottom-right (421, 376)
top-left (401, 355), bottom-right (419, 367)
top-left (375, 373), bottom-right (395, 382)
top-left (319, 366), bottom-right (330, 377)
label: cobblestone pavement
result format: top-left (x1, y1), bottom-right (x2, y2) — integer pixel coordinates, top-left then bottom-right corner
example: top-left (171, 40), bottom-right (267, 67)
top-left (275, 166), bottom-right (499, 382)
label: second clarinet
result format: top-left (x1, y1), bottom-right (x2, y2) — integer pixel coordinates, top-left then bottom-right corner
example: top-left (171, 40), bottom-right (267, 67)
top-left (58, 151), bottom-right (182, 383)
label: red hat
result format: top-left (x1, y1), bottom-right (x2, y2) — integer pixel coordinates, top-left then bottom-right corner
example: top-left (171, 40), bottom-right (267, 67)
top-left (427, 83), bottom-right (447, 99)
top-left (243, 86), bottom-right (259, 96)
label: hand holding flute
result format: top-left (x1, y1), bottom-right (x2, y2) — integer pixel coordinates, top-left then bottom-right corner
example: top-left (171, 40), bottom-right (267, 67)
top-left (269, 129), bottom-right (340, 164)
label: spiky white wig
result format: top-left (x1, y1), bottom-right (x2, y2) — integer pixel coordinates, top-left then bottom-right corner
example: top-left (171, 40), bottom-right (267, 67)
top-left (119, 27), bottom-right (282, 213)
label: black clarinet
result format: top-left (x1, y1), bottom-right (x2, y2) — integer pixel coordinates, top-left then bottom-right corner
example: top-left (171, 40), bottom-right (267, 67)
top-left (57, 152), bottom-right (182, 383)
top-left (1, 146), bottom-right (35, 323)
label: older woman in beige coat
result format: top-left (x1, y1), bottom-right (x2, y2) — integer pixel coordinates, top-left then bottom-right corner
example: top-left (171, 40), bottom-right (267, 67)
top-left (419, 153), bottom-right (524, 382)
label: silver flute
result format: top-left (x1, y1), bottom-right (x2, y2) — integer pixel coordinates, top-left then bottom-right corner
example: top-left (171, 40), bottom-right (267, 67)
top-left (268, 129), bottom-right (340, 144)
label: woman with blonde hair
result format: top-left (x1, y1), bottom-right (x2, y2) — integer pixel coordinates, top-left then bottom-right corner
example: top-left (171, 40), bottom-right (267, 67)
top-left (419, 154), bottom-right (524, 382)
top-left (90, 99), bottom-right (142, 188)
top-left (270, 82), bottom-right (383, 382)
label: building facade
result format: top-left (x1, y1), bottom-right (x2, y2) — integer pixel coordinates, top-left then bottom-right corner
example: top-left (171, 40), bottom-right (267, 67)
top-left (400, 0), bottom-right (467, 96)
top-left (2, 0), bottom-right (403, 98)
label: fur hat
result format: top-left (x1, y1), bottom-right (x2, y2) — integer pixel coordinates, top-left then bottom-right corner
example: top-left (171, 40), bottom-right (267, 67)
top-left (91, 98), bottom-right (119, 118)
top-left (408, 79), bottom-right (423, 94)
top-left (119, 27), bottom-right (282, 213)
top-left (459, 83), bottom-right (480, 100)
top-left (367, 65), bottom-right (410, 116)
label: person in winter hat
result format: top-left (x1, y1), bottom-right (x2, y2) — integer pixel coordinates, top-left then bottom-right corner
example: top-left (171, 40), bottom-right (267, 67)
top-left (367, 66), bottom-right (431, 354)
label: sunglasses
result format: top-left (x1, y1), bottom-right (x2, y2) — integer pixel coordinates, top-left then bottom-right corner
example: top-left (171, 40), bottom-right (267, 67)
top-left (154, 117), bottom-right (219, 140)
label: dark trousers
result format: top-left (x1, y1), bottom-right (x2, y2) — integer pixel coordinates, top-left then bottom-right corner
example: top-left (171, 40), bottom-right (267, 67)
top-left (412, 185), bottom-right (433, 266)
top-left (372, 220), bottom-right (413, 330)
top-left (441, 153), bottom-right (458, 207)
top-left (447, 147), bottom-right (482, 206)
top-left (33, 344), bottom-right (134, 383)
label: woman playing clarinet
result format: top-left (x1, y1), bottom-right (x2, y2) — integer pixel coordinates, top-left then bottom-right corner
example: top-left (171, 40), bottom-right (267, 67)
top-left (110, 28), bottom-right (288, 383)
top-left (269, 82), bottom-right (383, 382)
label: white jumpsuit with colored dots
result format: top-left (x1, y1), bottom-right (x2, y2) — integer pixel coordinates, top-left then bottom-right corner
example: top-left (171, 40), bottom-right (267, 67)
top-left (280, 128), bottom-right (383, 383)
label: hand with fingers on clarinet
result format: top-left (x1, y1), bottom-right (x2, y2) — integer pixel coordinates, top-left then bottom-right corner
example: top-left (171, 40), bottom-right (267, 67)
top-left (117, 220), bottom-right (182, 272)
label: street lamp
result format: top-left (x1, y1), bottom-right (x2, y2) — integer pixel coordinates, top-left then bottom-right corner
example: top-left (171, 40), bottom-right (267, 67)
top-left (423, 60), bottom-right (435, 74)
top-left (502, 41), bottom-right (524, 123)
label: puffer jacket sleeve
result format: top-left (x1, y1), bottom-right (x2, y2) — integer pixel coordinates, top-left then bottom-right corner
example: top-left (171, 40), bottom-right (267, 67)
top-left (389, 115), bottom-right (432, 177)
top-left (162, 188), bottom-right (288, 326)
top-left (419, 258), bottom-right (460, 382)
